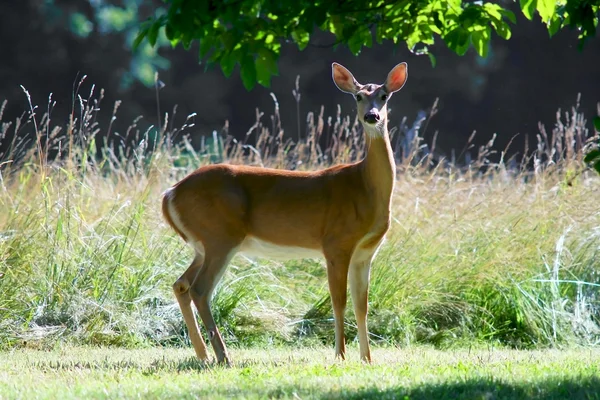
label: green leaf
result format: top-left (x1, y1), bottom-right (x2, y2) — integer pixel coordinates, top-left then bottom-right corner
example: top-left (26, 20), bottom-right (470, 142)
top-left (428, 52), bottom-right (437, 67)
top-left (537, 0), bottom-right (555, 23)
top-left (165, 23), bottom-right (175, 41)
top-left (220, 52), bottom-right (236, 77)
top-left (257, 48), bottom-right (278, 75)
top-left (446, 28), bottom-right (470, 56)
top-left (583, 149), bottom-right (600, 164)
top-left (362, 28), bottom-right (373, 48)
top-left (256, 48), bottom-right (278, 87)
top-left (471, 27), bottom-right (490, 58)
top-left (199, 35), bottom-right (214, 59)
top-left (240, 56), bottom-right (257, 90)
top-left (460, 5), bottom-right (483, 30)
top-left (132, 30), bottom-right (147, 51)
top-left (594, 116), bottom-right (600, 132)
top-left (548, 14), bottom-right (562, 37)
top-left (255, 67), bottom-right (271, 87)
top-left (500, 9), bottom-right (517, 24)
top-left (483, 3), bottom-right (504, 20)
top-left (494, 21), bottom-right (512, 40)
top-left (291, 30), bottom-right (310, 51)
top-left (147, 21), bottom-right (161, 46)
top-left (520, 0), bottom-right (537, 20)
top-left (222, 31), bottom-right (236, 51)
top-left (347, 31), bottom-right (363, 55)
top-left (329, 15), bottom-right (344, 38)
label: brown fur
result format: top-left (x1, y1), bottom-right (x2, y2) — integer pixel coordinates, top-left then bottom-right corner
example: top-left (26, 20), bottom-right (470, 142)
top-left (168, 158), bottom-right (387, 252)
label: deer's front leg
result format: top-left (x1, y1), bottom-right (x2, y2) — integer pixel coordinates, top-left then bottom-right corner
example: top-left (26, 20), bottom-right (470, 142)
top-left (324, 249), bottom-right (351, 360)
top-left (349, 249), bottom-right (375, 363)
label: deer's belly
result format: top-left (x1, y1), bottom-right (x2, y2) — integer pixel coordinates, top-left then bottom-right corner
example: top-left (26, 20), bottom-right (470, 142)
top-left (239, 236), bottom-right (323, 261)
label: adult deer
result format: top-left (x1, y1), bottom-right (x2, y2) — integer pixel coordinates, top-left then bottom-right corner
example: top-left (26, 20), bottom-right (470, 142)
top-left (162, 61), bottom-right (408, 365)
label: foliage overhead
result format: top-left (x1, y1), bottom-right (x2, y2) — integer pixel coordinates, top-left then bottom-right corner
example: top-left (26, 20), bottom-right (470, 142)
top-left (135, 0), bottom-right (599, 90)
top-left (48, 0), bottom-right (170, 88)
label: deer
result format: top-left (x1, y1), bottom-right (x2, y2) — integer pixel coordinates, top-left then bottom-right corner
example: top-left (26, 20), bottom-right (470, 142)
top-left (161, 61), bottom-right (408, 365)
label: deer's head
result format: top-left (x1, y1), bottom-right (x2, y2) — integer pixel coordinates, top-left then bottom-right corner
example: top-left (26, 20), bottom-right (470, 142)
top-left (332, 62), bottom-right (408, 136)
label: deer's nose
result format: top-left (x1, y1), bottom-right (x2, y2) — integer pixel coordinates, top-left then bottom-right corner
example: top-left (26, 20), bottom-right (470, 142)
top-left (364, 110), bottom-right (380, 124)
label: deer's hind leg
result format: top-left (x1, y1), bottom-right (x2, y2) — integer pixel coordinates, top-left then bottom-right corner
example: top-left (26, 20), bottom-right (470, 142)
top-left (173, 251), bottom-right (210, 361)
top-left (189, 241), bottom-right (240, 366)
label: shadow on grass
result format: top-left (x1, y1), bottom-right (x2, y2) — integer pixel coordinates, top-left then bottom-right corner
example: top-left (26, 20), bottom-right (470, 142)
top-left (324, 376), bottom-right (600, 400)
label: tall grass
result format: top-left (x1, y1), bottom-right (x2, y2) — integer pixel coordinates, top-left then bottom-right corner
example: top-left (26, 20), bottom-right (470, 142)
top-left (1, 80), bottom-right (599, 351)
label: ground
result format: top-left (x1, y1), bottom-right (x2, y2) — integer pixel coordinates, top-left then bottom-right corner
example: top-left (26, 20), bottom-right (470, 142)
top-left (1, 346), bottom-right (599, 399)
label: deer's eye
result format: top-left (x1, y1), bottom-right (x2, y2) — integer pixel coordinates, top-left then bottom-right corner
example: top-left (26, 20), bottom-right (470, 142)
top-left (356, 94), bottom-right (362, 101)
top-left (381, 94), bottom-right (388, 101)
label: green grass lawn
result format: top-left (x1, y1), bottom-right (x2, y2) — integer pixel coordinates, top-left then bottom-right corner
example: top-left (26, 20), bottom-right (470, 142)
top-left (1, 346), bottom-right (599, 399)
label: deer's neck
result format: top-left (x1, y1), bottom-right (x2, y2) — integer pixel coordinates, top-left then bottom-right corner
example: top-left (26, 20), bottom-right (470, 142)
top-left (359, 121), bottom-right (396, 213)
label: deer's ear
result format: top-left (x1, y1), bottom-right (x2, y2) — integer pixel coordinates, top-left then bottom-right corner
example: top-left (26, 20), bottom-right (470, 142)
top-left (385, 62), bottom-right (408, 93)
top-left (332, 62), bottom-right (360, 94)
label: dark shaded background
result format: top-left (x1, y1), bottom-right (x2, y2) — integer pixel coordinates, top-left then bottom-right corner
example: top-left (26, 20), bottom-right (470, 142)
top-left (1, 0), bottom-right (598, 163)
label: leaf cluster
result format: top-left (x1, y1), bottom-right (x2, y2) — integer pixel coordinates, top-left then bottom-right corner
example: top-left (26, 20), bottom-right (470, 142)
top-left (135, 1), bottom-right (598, 90)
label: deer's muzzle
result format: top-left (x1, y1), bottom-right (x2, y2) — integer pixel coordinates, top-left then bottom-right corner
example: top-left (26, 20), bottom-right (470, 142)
top-left (364, 110), bottom-right (380, 124)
